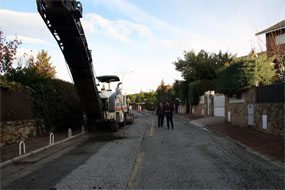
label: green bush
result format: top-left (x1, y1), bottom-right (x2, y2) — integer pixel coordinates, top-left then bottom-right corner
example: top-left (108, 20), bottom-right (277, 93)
top-left (188, 80), bottom-right (215, 105)
top-left (4, 67), bottom-right (82, 131)
top-left (216, 55), bottom-right (276, 97)
top-left (0, 77), bottom-right (27, 91)
top-left (215, 61), bottom-right (247, 97)
top-left (32, 79), bottom-right (83, 132)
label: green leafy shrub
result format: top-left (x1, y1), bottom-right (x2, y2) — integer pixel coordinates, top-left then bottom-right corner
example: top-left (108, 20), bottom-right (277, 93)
top-left (4, 67), bottom-right (82, 131)
top-left (31, 79), bottom-right (83, 132)
top-left (216, 55), bottom-right (276, 97)
top-left (0, 77), bottom-right (27, 91)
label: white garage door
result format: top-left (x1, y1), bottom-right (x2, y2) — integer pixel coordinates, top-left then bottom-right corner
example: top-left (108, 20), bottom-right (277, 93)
top-left (214, 95), bottom-right (225, 117)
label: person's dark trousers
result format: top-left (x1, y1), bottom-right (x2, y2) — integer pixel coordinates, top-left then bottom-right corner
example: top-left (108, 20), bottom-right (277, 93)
top-left (166, 116), bottom-right (174, 129)
top-left (158, 115), bottom-right (164, 127)
top-left (158, 116), bottom-right (161, 127)
top-left (160, 115), bottom-right (164, 127)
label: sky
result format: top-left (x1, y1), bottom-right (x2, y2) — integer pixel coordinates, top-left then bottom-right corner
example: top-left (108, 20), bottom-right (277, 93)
top-left (0, 0), bottom-right (284, 94)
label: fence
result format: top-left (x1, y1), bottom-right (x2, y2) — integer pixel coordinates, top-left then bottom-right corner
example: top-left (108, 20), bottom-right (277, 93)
top-left (0, 87), bottom-right (33, 121)
top-left (256, 83), bottom-right (284, 103)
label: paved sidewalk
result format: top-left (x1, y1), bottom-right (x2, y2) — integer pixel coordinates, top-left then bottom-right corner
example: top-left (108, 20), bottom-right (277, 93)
top-left (0, 130), bottom-right (82, 163)
top-left (177, 114), bottom-right (285, 163)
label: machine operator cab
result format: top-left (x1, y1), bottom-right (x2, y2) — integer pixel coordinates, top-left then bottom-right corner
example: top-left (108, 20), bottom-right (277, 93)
top-left (96, 75), bottom-right (129, 131)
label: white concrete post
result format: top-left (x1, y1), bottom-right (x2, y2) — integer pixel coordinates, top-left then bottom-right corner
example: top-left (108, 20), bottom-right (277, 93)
top-left (49, 133), bottom-right (54, 145)
top-left (228, 112), bottom-right (231, 122)
top-left (262, 115), bottom-right (268, 129)
top-left (68, 128), bottom-right (72, 138)
top-left (82, 125), bottom-right (85, 134)
top-left (19, 141), bottom-right (26, 156)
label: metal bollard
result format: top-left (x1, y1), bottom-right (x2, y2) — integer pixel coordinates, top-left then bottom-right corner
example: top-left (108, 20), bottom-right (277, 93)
top-left (49, 133), bottom-right (54, 145)
top-left (68, 128), bottom-right (72, 138)
top-left (19, 141), bottom-right (26, 156)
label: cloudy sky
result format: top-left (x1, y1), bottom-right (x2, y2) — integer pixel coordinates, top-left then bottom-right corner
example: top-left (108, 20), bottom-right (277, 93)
top-left (0, 0), bottom-right (284, 94)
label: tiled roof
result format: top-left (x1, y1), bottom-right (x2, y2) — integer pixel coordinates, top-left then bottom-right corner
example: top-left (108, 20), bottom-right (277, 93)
top-left (255, 20), bottom-right (285, 36)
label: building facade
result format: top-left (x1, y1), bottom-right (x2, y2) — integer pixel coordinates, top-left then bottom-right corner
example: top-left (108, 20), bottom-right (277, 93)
top-left (256, 20), bottom-right (285, 57)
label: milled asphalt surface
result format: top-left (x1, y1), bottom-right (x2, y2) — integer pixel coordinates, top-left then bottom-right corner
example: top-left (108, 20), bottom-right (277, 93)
top-left (1, 112), bottom-right (284, 189)
top-left (130, 115), bottom-right (284, 189)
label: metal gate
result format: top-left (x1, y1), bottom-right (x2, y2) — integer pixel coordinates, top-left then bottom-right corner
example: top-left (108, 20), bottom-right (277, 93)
top-left (214, 94), bottom-right (225, 117)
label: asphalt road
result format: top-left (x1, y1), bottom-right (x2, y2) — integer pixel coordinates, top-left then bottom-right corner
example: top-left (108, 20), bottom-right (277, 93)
top-left (1, 112), bottom-right (284, 189)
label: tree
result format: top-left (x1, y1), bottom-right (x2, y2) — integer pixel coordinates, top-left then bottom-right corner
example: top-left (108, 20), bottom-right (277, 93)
top-left (30, 50), bottom-right (56, 78)
top-left (156, 80), bottom-right (168, 103)
top-left (173, 80), bottom-right (187, 105)
top-left (253, 54), bottom-right (276, 86)
top-left (216, 55), bottom-right (276, 97)
top-left (0, 30), bottom-right (22, 74)
top-left (174, 50), bottom-right (233, 82)
top-left (127, 91), bottom-right (157, 111)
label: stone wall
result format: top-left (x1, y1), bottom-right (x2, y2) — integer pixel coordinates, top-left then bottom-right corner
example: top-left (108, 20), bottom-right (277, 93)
top-left (0, 119), bottom-right (46, 146)
top-left (192, 100), bottom-right (206, 118)
top-left (225, 87), bottom-right (284, 136)
top-left (192, 92), bottom-right (214, 118)
top-left (177, 105), bottom-right (187, 114)
top-left (225, 100), bottom-right (248, 127)
top-left (208, 95), bottom-right (214, 117)
top-left (192, 104), bottom-right (203, 117)
top-left (225, 88), bottom-right (255, 127)
top-left (254, 104), bottom-right (284, 136)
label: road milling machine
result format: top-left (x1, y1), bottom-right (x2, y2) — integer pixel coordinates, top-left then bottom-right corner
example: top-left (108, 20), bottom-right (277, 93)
top-left (36, 0), bottom-right (134, 131)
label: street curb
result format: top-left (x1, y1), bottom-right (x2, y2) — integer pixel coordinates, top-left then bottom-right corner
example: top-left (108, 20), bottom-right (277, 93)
top-left (174, 115), bottom-right (193, 122)
top-left (175, 115), bottom-right (285, 169)
top-left (0, 132), bottom-right (86, 169)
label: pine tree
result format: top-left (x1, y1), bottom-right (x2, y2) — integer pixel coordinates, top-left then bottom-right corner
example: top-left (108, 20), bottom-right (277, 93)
top-left (31, 50), bottom-right (56, 78)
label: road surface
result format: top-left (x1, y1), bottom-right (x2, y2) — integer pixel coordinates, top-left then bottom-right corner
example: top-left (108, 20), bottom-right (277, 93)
top-left (1, 112), bottom-right (284, 189)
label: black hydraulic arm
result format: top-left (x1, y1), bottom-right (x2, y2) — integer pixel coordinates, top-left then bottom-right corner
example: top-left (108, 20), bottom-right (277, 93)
top-left (36, 0), bottom-right (103, 122)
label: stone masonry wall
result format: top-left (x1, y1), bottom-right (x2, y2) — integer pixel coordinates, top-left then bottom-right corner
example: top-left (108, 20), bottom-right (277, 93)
top-left (0, 119), bottom-right (46, 146)
top-left (225, 88), bottom-right (255, 127)
top-left (225, 87), bottom-right (284, 136)
top-left (192, 96), bottom-right (206, 118)
top-left (192, 92), bottom-right (215, 118)
top-left (177, 105), bottom-right (187, 114)
top-left (254, 104), bottom-right (284, 136)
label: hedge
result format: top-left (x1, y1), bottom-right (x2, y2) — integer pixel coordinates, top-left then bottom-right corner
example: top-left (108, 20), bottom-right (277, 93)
top-left (188, 80), bottom-right (215, 105)
top-left (31, 79), bottom-right (83, 132)
top-left (2, 67), bottom-right (83, 131)
top-left (215, 55), bottom-right (276, 97)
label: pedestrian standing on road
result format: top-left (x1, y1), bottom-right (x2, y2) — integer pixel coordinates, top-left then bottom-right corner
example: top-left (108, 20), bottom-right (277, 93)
top-left (165, 100), bottom-right (174, 130)
top-left (156, 102), bottom-right (165, 127)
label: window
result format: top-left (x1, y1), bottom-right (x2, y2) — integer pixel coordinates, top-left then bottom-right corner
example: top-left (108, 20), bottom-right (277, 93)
top-left (275, 33), bottom-right (285, 45)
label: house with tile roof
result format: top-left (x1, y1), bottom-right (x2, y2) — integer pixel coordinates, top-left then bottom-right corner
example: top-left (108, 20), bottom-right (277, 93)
top-left (256, 20), bottom-right (285, 57)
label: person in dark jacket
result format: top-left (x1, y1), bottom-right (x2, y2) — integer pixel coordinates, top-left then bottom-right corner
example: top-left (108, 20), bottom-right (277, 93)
top-left (165, 100), bottom-right (174, 129)
top-left (156, 102), bottom-right (165, 127)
